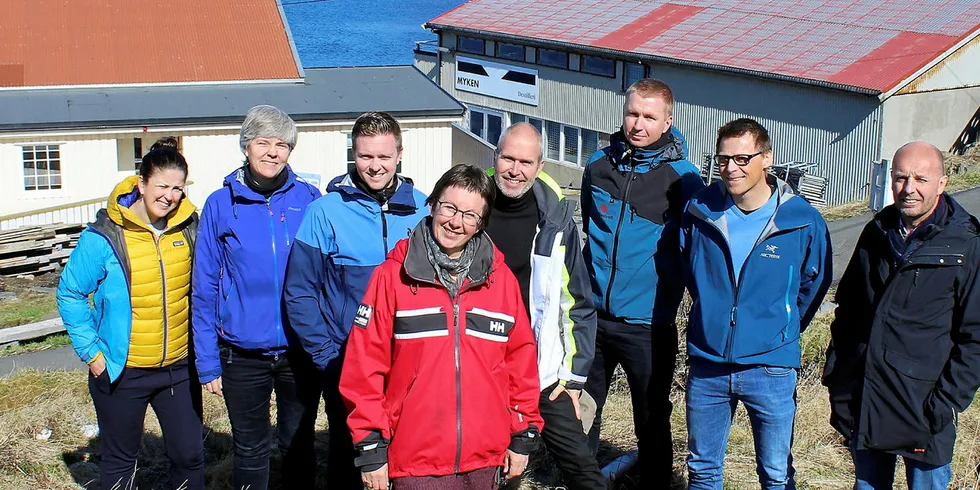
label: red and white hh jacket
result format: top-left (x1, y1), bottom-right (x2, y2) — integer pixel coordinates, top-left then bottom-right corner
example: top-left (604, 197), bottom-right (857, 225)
top-left (340, 224), bottom-right (543, 478)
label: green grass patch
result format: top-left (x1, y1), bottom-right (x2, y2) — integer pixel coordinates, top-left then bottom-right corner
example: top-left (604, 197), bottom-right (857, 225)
top-left (947, 171), bottom-right (980, 193)
top-left (0, 333), bottom-right (72, 358)
top-left (0, 292), bottom-right (58, 329)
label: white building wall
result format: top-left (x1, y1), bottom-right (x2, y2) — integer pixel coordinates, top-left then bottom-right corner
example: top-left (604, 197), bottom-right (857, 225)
top-left (881, 86), bottom-right (980, 159)
top-left (896, 34), bottom-right (980, 94)
top-left (0, 119), bottom-right (457, 221)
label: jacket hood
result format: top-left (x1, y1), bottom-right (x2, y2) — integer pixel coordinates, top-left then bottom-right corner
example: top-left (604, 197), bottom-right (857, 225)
top-left (874, 193), bottom-right (980, 238)
top-left (327, 173), bottom-right (420, 213)
top-left (105, 175), bottom-right (196, 232)
top-left (610, 125), bottom-right (689, 170)
top-left (390, 217), bottom-right (502, 289)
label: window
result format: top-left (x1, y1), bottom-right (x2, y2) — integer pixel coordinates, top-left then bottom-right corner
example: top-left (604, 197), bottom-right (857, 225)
top-left (468, 107), bottom-right (504, 146)
top-left (536, 48), bottom-right (568, 69)
top-left (132, 138), bottom-right (143, 171)
top-left (346, 133), bottom-right (355, 173)
top-left (457, 36), bottom-right (485, 55)
top-left (623, 63), bottom-right (650, 91)
top-left (563, 126), bottom-right (580, 165)
top-left (23, 145), bottom-right (62, 191)
top-left (496, 42), bottom-right (524, 62)
top-left (544, 121), bottom-right (561, 161)
top-left (581, 55), bottom-right (615, 77)
top-left (582, 129), bottom-right (600, 161)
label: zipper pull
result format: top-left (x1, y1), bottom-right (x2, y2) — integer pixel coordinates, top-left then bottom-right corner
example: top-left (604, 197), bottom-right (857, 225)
top-left (730, 306), bottom-right (737, 327)
top-left (281, 211), bottom-right (285, 223)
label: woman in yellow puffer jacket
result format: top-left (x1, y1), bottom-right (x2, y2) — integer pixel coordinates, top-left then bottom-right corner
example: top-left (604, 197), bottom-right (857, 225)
top-left (57, 137), bottom-right (204, 490)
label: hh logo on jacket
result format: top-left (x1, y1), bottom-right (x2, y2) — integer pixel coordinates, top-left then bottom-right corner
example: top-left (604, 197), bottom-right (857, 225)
top-left (761, 244), bottom-right (781, 260)
top-left (354, 304), bottom-right (373, 328)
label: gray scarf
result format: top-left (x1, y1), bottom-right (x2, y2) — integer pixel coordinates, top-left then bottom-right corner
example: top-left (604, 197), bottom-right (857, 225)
top-left (421, 218), bottom-right (479, 299)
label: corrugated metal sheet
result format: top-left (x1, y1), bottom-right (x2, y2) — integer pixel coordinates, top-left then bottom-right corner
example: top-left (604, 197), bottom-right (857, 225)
top-left (428, 0), bottom-right (980, 93)
top-left (657, 62), bottom-right (882, 206)
top-left (0, 0), bottom-right (301, 87)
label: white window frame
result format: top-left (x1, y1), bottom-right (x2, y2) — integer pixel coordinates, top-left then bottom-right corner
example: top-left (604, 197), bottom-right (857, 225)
top-left (22, 144), bottom-right (63, 191)
top-left (468, 106), bottom-right (507, 145)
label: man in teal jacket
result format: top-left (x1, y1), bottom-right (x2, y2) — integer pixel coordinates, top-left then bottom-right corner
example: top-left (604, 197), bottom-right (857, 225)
top-left (680, 118), bottom-right (832, 489)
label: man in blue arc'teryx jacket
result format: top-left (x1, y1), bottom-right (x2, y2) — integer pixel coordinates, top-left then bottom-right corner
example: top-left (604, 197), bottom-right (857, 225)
top-left (680, 118), bottom-right (831, 490)
top-left (581, 77), bottom-right (705, 485)
top-left (283, 112), bottom-right (428, 489)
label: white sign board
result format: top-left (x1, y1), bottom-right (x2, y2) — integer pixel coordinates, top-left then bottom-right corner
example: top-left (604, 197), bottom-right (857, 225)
top-left (455, 56), bottom-right (538, 106)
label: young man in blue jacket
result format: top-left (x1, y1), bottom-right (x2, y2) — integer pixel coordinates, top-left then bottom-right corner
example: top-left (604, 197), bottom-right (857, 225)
top-left (581, 78), bottom-right (705, 485)
top-left (680, 118), bottom-right (832, 489)
top-left (283, 112), bottom-right (429, 488)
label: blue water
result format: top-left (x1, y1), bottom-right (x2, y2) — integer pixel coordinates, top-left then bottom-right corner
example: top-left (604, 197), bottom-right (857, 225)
top-left (282, 0), bottom-right (467, 68)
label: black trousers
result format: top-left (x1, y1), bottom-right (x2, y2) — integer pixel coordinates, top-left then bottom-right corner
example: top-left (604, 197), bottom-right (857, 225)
top-left (322, 363), bottom-right (363, 489)
top-left (220, 346), bottom-right (321, 490)
top-left (584, 316), bottom-right (678, 486)
top-left (539, 382), bottom-right (607, 490)
top-left (89, 359), bottom-right (204, 490)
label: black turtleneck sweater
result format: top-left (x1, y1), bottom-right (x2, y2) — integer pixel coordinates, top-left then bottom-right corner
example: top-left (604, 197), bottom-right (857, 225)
top-left (485, 186), bottom-right (538, 317)
top-left (244, 164), bottom-right (288, 198)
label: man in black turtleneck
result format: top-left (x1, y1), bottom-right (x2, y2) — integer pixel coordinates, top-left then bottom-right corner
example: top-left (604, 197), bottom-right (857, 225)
top-left (485, 123), bottom-right (605, 489)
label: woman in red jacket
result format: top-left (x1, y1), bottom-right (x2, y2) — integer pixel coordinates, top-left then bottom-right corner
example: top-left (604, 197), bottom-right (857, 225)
top-left (340, 164), bottom-right (543, 490)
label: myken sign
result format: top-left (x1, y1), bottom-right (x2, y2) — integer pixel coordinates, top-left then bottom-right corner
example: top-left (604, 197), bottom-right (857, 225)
top-left (455, 56), bottom-right (538, 106)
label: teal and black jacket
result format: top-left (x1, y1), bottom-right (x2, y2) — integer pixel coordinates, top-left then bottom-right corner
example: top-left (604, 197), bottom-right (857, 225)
top-left (581, 126), bottom-right (704, 326)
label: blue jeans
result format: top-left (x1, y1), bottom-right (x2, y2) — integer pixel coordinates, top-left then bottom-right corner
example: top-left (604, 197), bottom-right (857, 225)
top-left (686, 360), bottom-right (798, 490)
top-left (852, 449), bottom-right (951, 489)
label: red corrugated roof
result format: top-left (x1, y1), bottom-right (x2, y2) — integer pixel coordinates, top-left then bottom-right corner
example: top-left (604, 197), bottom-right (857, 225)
top-left (0, 0), bottom-right (301, 88)
top-left (429, 0), bottom-right (980, 93)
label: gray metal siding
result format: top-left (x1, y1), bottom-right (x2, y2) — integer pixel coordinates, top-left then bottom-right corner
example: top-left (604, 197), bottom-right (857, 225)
top-left (657, 63), bottom-right (882, 205)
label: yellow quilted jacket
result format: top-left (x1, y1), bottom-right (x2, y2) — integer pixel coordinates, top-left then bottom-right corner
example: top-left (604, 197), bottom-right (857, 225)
top-left (106, 176), bottom-right (197, 368)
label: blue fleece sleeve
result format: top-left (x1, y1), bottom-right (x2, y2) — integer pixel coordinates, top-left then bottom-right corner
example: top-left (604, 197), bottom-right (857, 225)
top-left (192, 198), bottom-right (224, 383)
top-left (57, 231), bottom-right (108, 364)
top-left (798, 215), bottom-right (833, 332)
top-left (284, 205), bottom-right (338, 371)
top-left (653, 166), bottom-right (706, 326)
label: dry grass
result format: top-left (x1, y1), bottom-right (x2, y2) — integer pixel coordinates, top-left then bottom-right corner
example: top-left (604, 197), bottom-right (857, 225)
top-left (6, 309), bottom-right (980, 489)
top-left (0, 291), bottom-right (58, 329)
top-left (819, 200), bottom-right (870, 222)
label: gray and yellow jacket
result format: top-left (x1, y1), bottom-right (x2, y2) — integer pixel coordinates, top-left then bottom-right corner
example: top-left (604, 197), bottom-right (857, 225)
top-left (492, 170), bottom-right (597, 390)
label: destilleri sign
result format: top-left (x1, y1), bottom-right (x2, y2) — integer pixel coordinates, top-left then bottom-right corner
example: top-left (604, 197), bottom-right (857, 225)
top-left (455, 56), bottom-right (538, 106)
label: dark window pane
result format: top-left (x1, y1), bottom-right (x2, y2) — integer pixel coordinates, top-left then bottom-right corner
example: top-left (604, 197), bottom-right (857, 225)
top-left (36, 150), bottom-right (47, 160)
top-left (545, 121), bottom-right (561, 161)
top-left (510, 113), bottom-right (525, 124)
top-left (624, 63), bottom-right (646, 91)
top-left (37, 160), bottom-right (47, 171)
top-left (487, 113), bottom-right (503, 147)
top-left (457, 36), bottom-right (485, 55)
top-left (23, 148), bottom-right (34, 160)
top-left (582, 56), bottom-right (615, 77)
top-left (563, 126), bottom-right (579, 164)
top-left (496, 42), bottom-right (524, 61)
top-left (528, 117), bottom-right (543, 134)
top-left (470, 110), bottom-right (485, 139)
top-left (537, 49), bottom-right (568, 69)
top-left (582, 129), bottom-right (599, 160)
top-left (49, 159), bottom-right (60, 171)
top-left (49, 150), bottom-right (59, 159)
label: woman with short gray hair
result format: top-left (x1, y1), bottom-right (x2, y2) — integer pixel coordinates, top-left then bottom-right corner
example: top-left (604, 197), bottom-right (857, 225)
top-left (192, 104), bottom-right (322, 489)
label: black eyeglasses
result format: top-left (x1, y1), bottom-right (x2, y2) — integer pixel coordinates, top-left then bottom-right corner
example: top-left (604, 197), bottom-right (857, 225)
top-left (436, 201), bottom-right (482, 227)
top-left (714, 151), bottom-right (764, 167)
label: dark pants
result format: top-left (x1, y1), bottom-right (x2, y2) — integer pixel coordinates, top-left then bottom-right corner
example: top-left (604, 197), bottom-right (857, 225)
top-left (539, 382), bottom-right (607, 490)
top-left (220, 345), bottom-right (321, 490)
top-left (89, 359), bottom-right (204, 490)
top-left (322, 363), bottom-right (363, 489)
top-left (585, 316), bottom-right (677, 485)
top-left (392, 466), bottom-right (499, 489)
